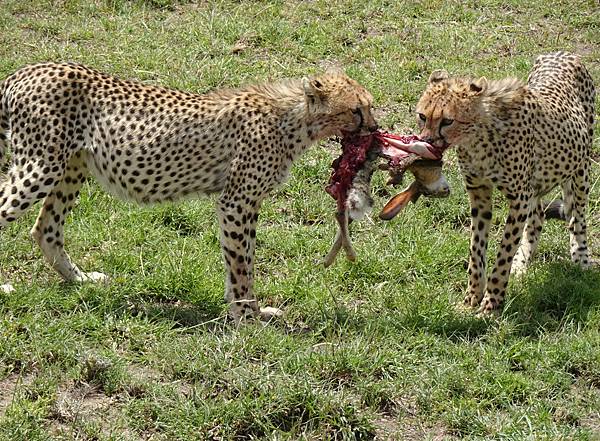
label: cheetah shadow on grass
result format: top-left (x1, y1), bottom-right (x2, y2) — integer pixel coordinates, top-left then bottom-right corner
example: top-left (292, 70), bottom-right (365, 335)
top-left (133, 261), bottom-right (600, 335)
top-left (62, 260), bottom-right (599, 335)
top-left (310, 262), bottom-right (600, 342)
top-left (504, 262), bottom-right (600, 333)
top-left (65, 280), bottom-right (226, 330)
top-left (310, 300), bottom-right (491, 343)
top-left (404, 262), bottom-right (600, 339)
top-left (135, 299), bottom-right (226, 330)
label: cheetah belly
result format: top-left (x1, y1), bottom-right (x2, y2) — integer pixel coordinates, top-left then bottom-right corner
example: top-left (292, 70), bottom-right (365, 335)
top-left (82, 148), bottom-right (230, 204)
top-left (530, 148), bottom-right (587, 197)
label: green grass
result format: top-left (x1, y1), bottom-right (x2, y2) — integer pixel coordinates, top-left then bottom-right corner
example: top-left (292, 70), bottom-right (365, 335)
top-left (1, 0), bottom-right (600, 439)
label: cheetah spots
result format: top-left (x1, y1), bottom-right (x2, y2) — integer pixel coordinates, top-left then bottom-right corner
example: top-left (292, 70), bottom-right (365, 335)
top-left (1, 61), bottom-right (376, 322)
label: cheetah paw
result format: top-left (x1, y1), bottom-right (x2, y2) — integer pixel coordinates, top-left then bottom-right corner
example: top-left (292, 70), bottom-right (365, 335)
top-left (459, 294), bottom-right (483, 310)
top-left (1, 283), bottom-right (15, 293)
top-left (75, 272), bottom-right (110, 284)
top-left (454, 301), bottom-right (476, 314)
top-left (475, 304), bottom-right (501, 319)
top-left (510, 261), bottom-right (527, 277)
top-left (260, 306), bottom-right (284, 321)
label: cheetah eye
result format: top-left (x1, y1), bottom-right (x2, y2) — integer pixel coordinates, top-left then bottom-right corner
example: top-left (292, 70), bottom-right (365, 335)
top-left (440, 118), bottom-right (454, 127)
top-left (417, 113), bottom-right (427, 122)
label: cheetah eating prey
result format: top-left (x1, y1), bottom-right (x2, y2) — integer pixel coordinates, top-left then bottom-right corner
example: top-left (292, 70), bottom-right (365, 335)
top-left (0, 62), bottom-right (378, 322)
top-left (416, 52), bottom-right (595, 313)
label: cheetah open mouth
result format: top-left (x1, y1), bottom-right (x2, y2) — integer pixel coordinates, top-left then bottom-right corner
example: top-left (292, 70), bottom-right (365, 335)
top-left (428, 141), bottom-right (450, 158)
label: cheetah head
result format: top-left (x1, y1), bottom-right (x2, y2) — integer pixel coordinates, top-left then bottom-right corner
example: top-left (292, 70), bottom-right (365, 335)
top-left (415, 70), bottom-right (488, 156)
top-left (302, 69), bottom-right (378, 140)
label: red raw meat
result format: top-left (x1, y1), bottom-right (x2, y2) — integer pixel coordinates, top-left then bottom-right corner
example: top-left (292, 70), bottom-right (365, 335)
top-left (326, 130), bottom-right (437, 210)
top-left (325, 132), bottom-right (375, 211)
top-left (375, 132), bottom-right (420, 144)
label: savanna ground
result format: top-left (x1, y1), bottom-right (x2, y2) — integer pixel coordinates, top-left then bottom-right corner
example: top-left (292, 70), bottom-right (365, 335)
top-left (0, 0), bottom-right (599, 439)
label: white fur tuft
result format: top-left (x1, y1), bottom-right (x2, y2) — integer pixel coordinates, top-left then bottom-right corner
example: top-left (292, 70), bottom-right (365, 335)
top-left (347, 187), bottom-right (373, 220)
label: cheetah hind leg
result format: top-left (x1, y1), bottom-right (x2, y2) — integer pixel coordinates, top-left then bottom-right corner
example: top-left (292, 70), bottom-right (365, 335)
top-left (548, 176), bottom-right (591, 268)
top-left (543, 199), bottom-right (567, 221)
top-left (30, 153), bottom-right (108, 285)
top-left (565, 171), bottom-right (591, 269)
top-left (0, 159), bottom-right (70, 289)
top-left (512, 198), bottom-right (544, 276)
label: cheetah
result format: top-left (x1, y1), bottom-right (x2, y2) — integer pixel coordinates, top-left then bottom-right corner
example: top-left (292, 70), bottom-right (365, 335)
top-left (415, 52), bottom-right (595, 313)
top-left (0, 62), bottom-right (378, 322)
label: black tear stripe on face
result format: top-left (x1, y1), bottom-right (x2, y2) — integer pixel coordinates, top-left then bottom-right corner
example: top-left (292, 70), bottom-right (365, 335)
top-left (352, 108), bottom-right (363, 128)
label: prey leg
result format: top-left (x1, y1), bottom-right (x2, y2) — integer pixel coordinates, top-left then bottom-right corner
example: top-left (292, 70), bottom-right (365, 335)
top-left (323, 211), bottom-right (356, 267)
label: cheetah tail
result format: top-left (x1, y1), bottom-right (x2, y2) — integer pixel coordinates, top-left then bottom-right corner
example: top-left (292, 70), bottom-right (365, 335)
top-left (543, 199), bottom-right (566, 221)
top-left (0, 79), bottom-right (8, 167)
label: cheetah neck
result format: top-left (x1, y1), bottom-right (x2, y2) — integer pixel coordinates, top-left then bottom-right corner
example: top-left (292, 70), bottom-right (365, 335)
top-left (210, 80), bottom-right (326, 158)
top-left (455, 78), bottom-right (528, 146)
top-left (480, 78), bottom-right (527, 124)
top-left (244, 80), bottom-right (317, 146)
top-left (457, 79), bottom-right (530, 178)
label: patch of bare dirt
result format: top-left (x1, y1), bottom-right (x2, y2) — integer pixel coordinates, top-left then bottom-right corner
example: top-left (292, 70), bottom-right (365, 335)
top-left (580, 412), bottom-right (600, 438)
top-left (48, 382), bottom-right (132, 439)
top-left (576, 385), bottom-right (600, 439)
top-left (573, 41), bottom-right (597, 61)
top-left (372, 394), bottom-right (456, 440)
top-left (125, 363), bottom-right (192, 399)
top-left (373, 415), bottom-right (454, 440)
top-left (0, 373), bottom-right (34, 417)
top-left (45, 361), bottom-right (193, 439)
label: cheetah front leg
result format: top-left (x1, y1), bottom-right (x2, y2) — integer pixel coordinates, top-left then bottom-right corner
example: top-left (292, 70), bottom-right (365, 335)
top-left (0, 158), bottom-right (69, 291)
top-left (216, 195), bottom-right (282, 323)
top-left (463, 186), bottom-right (493, 308)
top-left (479, 193), bottom-right (531, 313)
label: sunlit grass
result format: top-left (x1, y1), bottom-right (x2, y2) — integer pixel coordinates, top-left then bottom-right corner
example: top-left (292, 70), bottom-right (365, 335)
top-left (0, 0), bottom-right (599, 439)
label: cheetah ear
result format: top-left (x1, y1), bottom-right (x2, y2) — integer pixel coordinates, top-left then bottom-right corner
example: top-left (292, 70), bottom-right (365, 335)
top-left (469, 77), bottom-right (487, 95)
top-left (428, 70), bottom-right (449, 84)
top-left (302, 76), bottom-right (327, 102)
